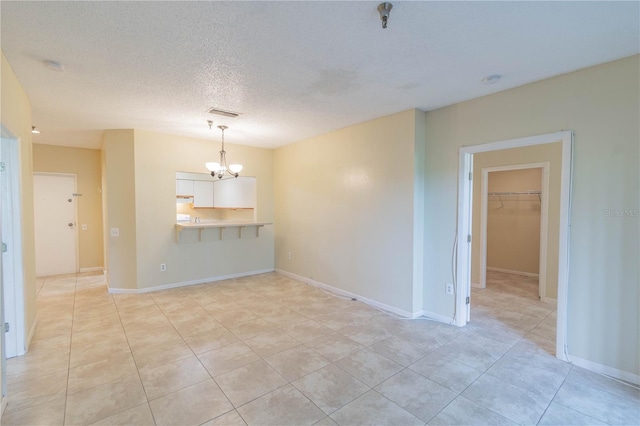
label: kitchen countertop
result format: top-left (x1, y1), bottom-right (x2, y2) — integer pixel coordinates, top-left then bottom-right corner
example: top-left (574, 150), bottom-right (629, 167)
top-left (176, 221), bottom-right (272, 229)
top-left (175, 221), bottom-right (272, 242)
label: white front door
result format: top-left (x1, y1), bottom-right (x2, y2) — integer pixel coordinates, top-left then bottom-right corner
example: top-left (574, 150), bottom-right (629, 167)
top-left (34, 174), bottom-right (78, 276)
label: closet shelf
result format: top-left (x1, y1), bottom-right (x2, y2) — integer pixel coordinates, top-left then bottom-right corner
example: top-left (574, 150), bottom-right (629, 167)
top-left (487, 191), bottom-right (541, 196)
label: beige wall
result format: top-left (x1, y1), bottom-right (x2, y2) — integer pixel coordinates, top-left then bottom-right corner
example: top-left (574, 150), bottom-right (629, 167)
top-left (274, 109), bottom-right (424, 314)
top-left (486, 168), bottom-right (542, 276)
top-left (471, 146), bottom-right (562, 300)
top-left (132, 130), bottom-right (274, 290)
top-left (32, 144), bottom-right (104, 270)
top-left (0, 52), bottom-right (37, 352)
top-left (102, 130), bottom-right (137, 290)
top-left (424, 55), bottom-right (639, 376)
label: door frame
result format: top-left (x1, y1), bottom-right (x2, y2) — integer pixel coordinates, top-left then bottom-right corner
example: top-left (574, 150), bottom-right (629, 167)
top-left (456, 131), bottom-right (573, 362)
top-left (0, 134), bottom-right (26, 362)
top-left (479, 162), bottom-right (550, 302)
top-left (33, 172), bottom-right (80, 275)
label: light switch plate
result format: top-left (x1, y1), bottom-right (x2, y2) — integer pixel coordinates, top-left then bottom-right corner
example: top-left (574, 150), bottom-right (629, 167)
top-left (81, 224), bottom-right (88, 231)
top-left (110, 228), bottom-right (120, 237)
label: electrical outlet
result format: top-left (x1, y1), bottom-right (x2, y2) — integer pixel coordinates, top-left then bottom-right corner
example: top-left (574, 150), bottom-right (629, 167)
top-left (81, 224), bottom-right (88, 231)
top-left (446, 283), bottom-right (454, 295)
top-left (287, 252), bottom-right (291, 260)
top-left (160, 263), bottom-right (167, 272)
top-left (110, 228), bottom-right (119, 237)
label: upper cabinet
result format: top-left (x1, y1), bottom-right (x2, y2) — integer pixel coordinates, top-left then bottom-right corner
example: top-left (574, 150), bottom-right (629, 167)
top-left (176, 172), bottom-right (256, 210)
top-left (213, 177), bottom-right (256, 209)
top-left (193, 180), bottom-right (214, 208)
top-left (176, 179), bottom-right (194, 196)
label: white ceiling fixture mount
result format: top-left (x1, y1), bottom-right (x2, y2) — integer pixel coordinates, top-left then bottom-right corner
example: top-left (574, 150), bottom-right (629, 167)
top-left (377, 3), bottom-right (393, 29)
top-left (205, 121), bottom-right (243, 179)
top-left (482, 74), bottom-right (502, 85)
top-left (43, 59), bottom-right (65, 72)
top-left (31, 126), bottom-right (40, 134)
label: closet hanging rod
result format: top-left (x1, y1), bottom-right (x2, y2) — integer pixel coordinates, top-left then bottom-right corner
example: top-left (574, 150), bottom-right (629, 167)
top-left (487, 190), bottom-right (541, 196)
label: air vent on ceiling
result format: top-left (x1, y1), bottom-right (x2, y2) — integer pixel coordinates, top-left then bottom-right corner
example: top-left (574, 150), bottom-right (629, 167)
top-left (207, 108), bottom-right (240, 118)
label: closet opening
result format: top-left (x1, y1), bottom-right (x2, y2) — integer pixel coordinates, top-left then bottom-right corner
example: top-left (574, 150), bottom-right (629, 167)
top-left (478, 163), bottom-right (549, 302)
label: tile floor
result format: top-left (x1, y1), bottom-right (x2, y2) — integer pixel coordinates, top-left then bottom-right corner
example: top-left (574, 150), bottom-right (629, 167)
top-left (2, 271), bottom-right (638, 425)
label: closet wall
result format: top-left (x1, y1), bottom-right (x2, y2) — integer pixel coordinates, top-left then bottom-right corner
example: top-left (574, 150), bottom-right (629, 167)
top-left (487, 168), bottom-right (542, 276)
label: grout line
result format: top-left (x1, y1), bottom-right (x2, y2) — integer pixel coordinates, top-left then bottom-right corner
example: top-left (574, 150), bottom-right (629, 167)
top-left (62, 272), bottom-right (78, 426)
top-left (112, 292), bottom-right (159, 425)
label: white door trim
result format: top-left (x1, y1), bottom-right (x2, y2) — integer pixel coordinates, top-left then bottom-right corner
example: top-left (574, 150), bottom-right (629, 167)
top-left (456, 130), bottom-right (573, 363)
top-left (33, 172), bottom-right (80, 275)
top-left (479, 162), bottom-right (549, 303)
top-left (0, 136), bottom-right (26, 359)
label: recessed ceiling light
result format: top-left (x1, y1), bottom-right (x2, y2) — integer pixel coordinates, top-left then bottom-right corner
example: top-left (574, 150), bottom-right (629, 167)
top-left (31, 126), bottom-right (40, 134)
top-left (43, 59), bottom-right (65, 72)
top-left (482, 74), bottom-right (502, 85)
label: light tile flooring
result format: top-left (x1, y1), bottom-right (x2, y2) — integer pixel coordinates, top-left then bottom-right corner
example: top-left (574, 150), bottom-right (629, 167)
top-left (2, 271), bottom-right (639, 425)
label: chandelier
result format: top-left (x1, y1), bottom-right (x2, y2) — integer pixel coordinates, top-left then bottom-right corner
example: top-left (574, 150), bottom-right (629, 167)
top-left (205, 121), bottom-right (243, 179)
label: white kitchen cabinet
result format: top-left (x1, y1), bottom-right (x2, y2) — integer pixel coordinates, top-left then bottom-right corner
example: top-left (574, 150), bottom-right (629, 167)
top-left (176, 179), bottom-right (194, 196)
top-left (193, 180), bottom-right (214, 208)
top-left (213, 177), bottom-right (256, 208)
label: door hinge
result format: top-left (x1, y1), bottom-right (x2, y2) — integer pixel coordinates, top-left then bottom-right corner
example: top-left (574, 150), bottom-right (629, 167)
top-left (1, 242), bottom-right (6, 253)
top-left (466, 297), bottom-right (470, 305)
top-left (4, 323), bottom-right (9, 332)
top-left (468, 172), bottom-right (472, 181)
top-left (467, 235), bottom-right (471, 243)
top-left (0, 162), bottom-right (5, 172)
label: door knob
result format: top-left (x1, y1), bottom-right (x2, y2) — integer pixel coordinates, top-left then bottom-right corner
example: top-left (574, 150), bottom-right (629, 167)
top-left (68, 223), bottom-right (74, 228)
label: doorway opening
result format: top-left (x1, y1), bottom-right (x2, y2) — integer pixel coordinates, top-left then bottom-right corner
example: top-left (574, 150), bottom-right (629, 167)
top-left (478, 163), bottom-right (549, 302)
top-left (33, 173), bottom-right (79, 277)
top-left (456, 131), bottom-right (573, 362)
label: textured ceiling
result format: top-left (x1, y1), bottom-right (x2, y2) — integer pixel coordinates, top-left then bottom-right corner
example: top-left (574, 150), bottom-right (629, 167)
top-left (2, 1), bottom-right (639, 149)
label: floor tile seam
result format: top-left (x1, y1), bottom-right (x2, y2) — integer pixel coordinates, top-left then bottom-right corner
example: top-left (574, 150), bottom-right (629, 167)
top-left (483, 368), bottom-right (557, 402)
top-left (207, 359), bottom-right (274, 411)
top-left (289, 378), bottom-right (367, 418)
top-left (339, 388), bottom-right (422, 423)
top-left (546, 397), bottom-right (614, 425)
top-left (459, 372), bottom-right (552, 424)
top-left (435, 340), bottom-right (507, 373)
top-left (111, 292), bottom-right (164, 426)
top-left (405, 357), bottom-right (479, 395)
top-left (144, 374), bottom-right (213, 404)
top-left (65, 371), bottom-right (142, 403)
top-left (324, 358), bottom-right (376, 390)
top-left (62, 272), bottom-right (80, 426)
top-left (2, 390), bottom-right (67, 418)
top-left (231, 381), bottom-right (316, 417)
top-left (555, 365), bottom-right (640, 421)
top-left (197, 407), bottom-right (239, 426)
top-left (6, 360), bottom-right (69, 386)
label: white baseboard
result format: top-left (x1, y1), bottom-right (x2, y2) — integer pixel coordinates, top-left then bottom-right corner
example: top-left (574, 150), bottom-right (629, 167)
top-left (24, 314), bottom-right (39, 354)
top-left (107, 268), bottom-right (275, 294)
top-left (275, 269), bottom-right (422, 319)
top-left (487, 267), bottom-right (539, 278)
top-left (421, 309), bottom-right (456, 325)
top-left (79, 267), bottom-right (104, 273)
top-left (471, 281), bottom-right (482, 288)
top-left (568, 354), bottom-right (640, 386)
top-left (541, 297), bottom-right (557, 307)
